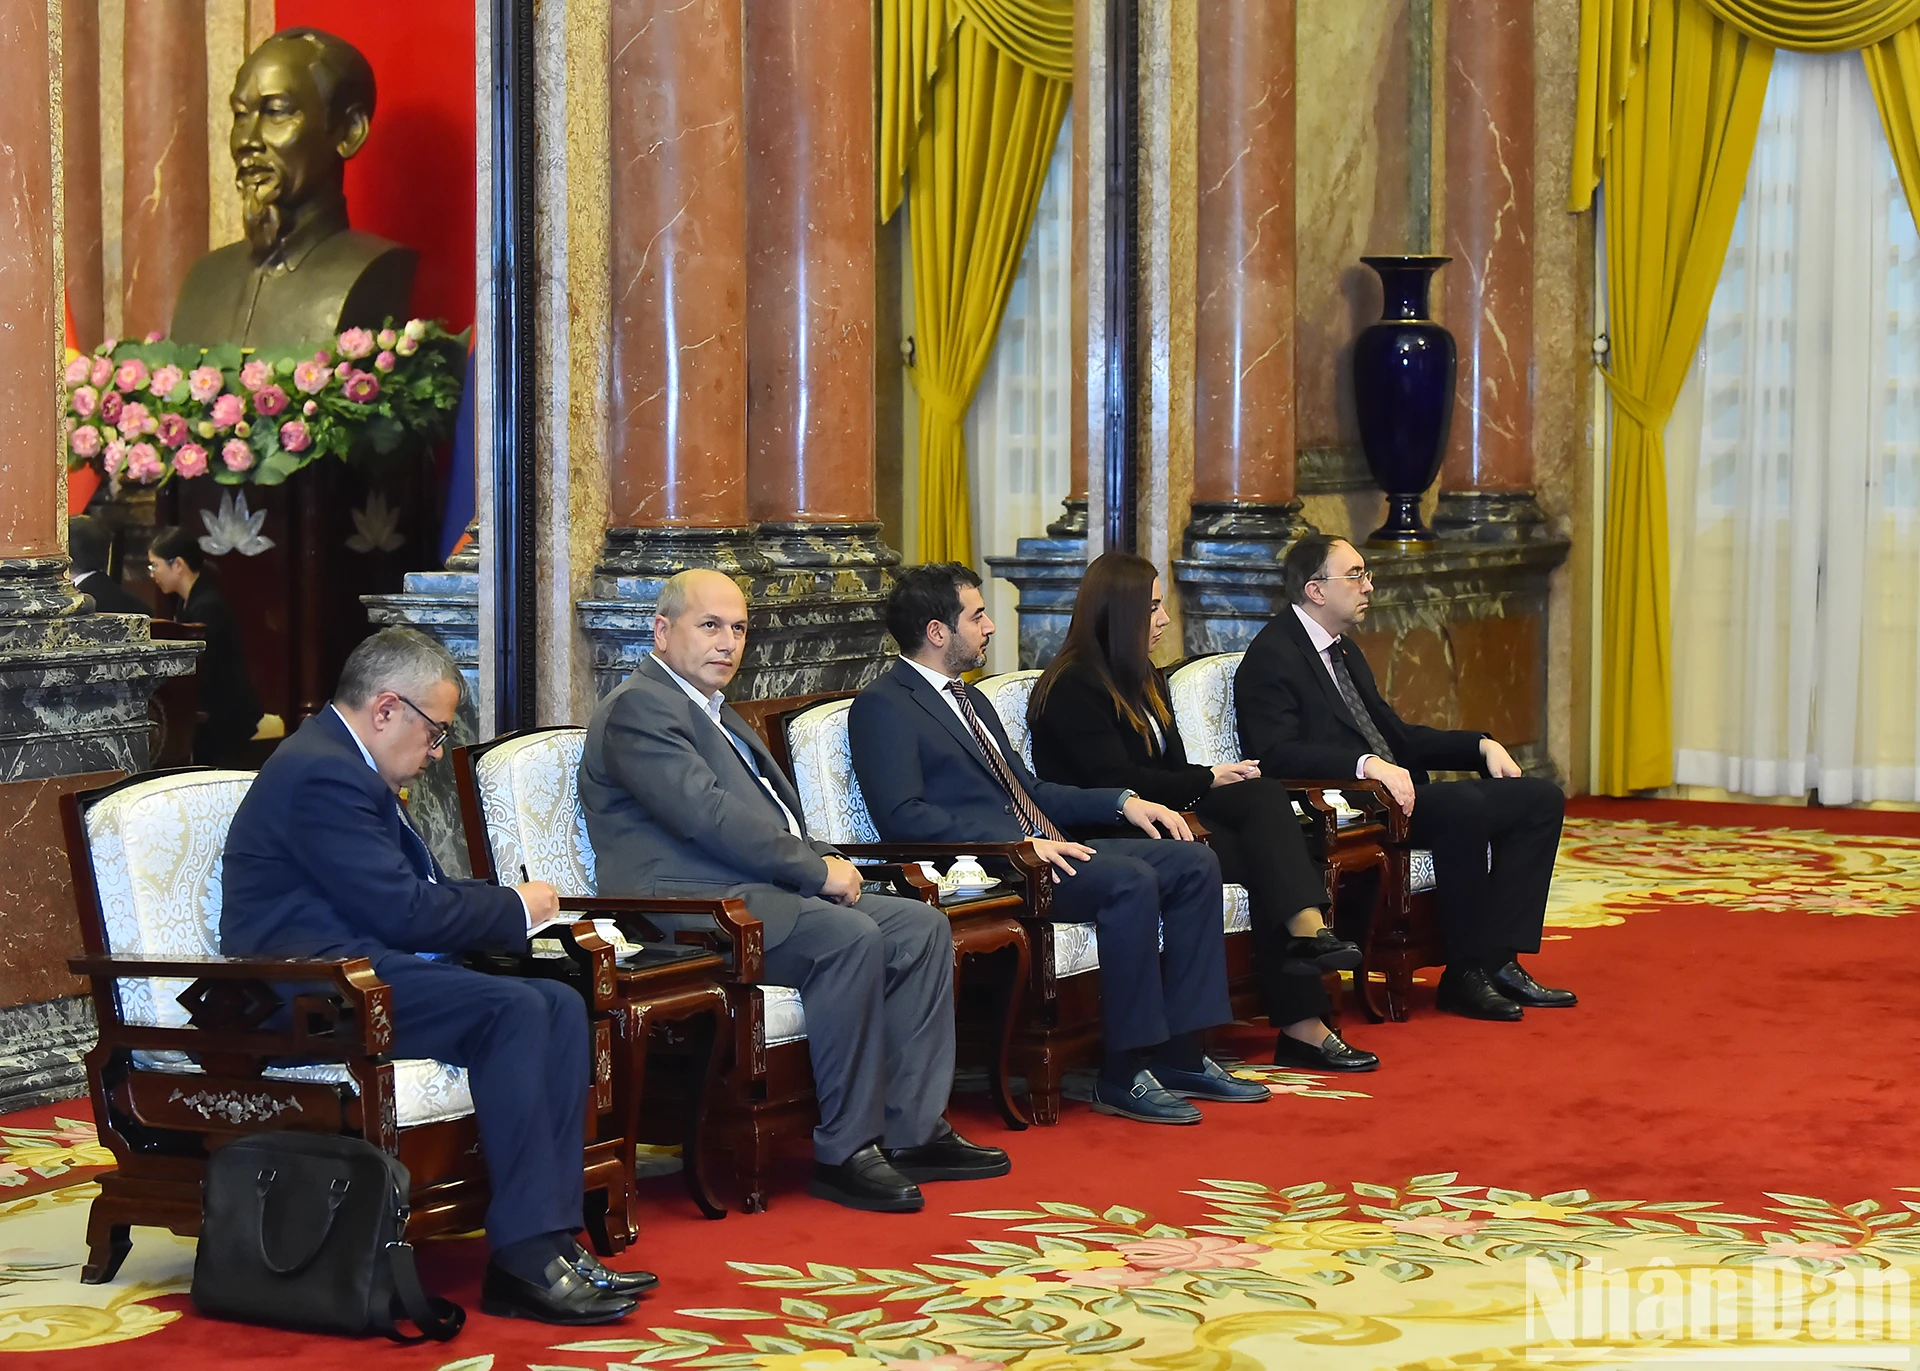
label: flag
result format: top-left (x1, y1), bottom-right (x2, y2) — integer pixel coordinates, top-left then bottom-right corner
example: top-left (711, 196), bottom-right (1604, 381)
top-left (438, 345), bottom-right (476, 562)
top-left (64, 293), bottom-right (100, 514)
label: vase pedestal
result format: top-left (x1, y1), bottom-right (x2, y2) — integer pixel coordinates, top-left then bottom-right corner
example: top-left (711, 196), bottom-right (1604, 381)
top-left (1431, 490), bottom-right (1555, 545)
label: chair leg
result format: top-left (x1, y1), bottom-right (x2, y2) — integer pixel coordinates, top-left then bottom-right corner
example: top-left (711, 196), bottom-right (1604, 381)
top-left (81, 1204), bottom-right (132, 1285)
top-left (739, 1122), bottom-right (775, 1214)
top-left (1385, 957), bottom-right (1415, 1023)
top-left (582, 1188), bottom-right (616, 1257)
top-left (981, 938), bottom-right (1030, 1131)
top-left (682, 1005), bottom-right (727, 1220)
top-left (1027, 1055), bottom-right (1063, 1128)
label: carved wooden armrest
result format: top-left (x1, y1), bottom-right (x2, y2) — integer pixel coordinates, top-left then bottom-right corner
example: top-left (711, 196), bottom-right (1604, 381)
top-left (69, 953), bottom-right (392, 1057)
top-left (848, 861), bottom-right (940, 903)
top-left (553, 895), bottom-right (763, 984)
top-left (466, 920), bottom-right (620, 1012)
top-left (1279, 777), bottom-right (1405, 844)
top-left (1182, 812), bottom-right (1212, 842)
top-left (837, 842), bottom-right (1054, 918)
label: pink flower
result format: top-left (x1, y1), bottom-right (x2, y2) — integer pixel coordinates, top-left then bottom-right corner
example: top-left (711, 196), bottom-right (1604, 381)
top-left (149, 364), bottom-right (184, 397)
top-left (376, 327), bottom-right (397, 350)
top-left (343, 370), bottom-right (380, 403)
top-left (278, 419), bottom-right (311, 453)
top-left (97, 337), bottom-right (117, 354)
top-left (404, 319), bottom-right (426, 340)
top-left (125, 442), bottom-right (163, 482)
top-left (1063, 1266), bottom-right (1159, 1288)
top-left (103, 439), bottom-right (127, 476)
top-left (172, 443), bottom-right (208, 478)
top-left (143, 330), bottom-right (164, 343)
top-left (1114, 1236), bottom-right (1268, 1270)
top-left (69, 425), bottom-right (103, 458)
top-left (188, 366), bottom-right (224, 402)
top-left (239, 359), bottom-right (272, 391)
top-left (395, 334), bottom-right (418, 357)
top-left (1765, 1241), bottom-right (1856, 1260)
top-left (70, 385), bottom-right (98, 418)
top-left (252, 384), bottom-right (289, 417)
top-left (99, 390), bottom-right (124, 424)
top-left (883, 1358), bottom-right (1006, 1371)
top-left (333, 361), bottom-right (352, 380)
top-left (156, 413), bottom-right (189, 448)
top-left (220, 438), bottom-right (253, 472)
top-left (210, 393), bottom-right (245, 429)
top-left (1390, 1216), bottom-right (1484, 1238)
top-left (303, 399), bottom-right (317, 416)
top-left (115, 401), bottom-right (152, 438)
top-left (292, 358), bottom-right (331, 395)
top-left (89, 355), bottom-right (112, 387)
top-left (64, 356), bottom-right (91, 385)
top-left (336, 327), bottom-right (375, 359)
top-left (373, 349), bottom-right (396, 373)
top-left (114, 358), bottom-right (149, 393)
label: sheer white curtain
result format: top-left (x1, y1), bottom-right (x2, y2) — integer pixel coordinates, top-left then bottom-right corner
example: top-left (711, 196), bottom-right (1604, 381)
top-left (966, 110), bottom-right (1073, 674)
top-left (1668, 51), bottom-right (1920, 803)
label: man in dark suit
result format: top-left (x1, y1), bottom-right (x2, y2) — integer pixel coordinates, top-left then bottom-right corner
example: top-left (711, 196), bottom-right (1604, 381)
top-left (221, 628), bottom-right (651, 1325)
top-left (850, 564), bottom-right (1268, 1126)
top-left (1235, 534), bottom-right (1574, 1022)
top-left (67, 515), bottom-right (150, 615)
top-left (579, 569), bottom-right (1006, 1215)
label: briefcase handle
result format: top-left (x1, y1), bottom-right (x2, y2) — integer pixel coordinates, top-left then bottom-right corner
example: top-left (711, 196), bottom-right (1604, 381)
top-left (254, 1170), bottom-right (352, 1277)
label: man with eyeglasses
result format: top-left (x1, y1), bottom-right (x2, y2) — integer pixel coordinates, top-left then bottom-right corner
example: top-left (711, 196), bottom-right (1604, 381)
top-left (221, 628), bottom-right (654, 1325)
top-left (1235, 534), bottom-right (1574, 1022)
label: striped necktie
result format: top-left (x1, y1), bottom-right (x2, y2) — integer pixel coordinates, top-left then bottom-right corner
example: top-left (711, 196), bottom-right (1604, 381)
top-left (945, 679), bottom-right (1066, 841)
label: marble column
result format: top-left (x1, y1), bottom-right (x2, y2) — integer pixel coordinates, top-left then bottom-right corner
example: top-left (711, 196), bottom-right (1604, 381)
top-left (1432, 0), bottom-right (1550, 542)
top-left (1173, 0), bottom-right (1313, 654)
top-left (119, 0), bottom-right (209, 339)
top-left (62, 0), bottom-right (104, 350)
top-left (0, 0), bottom-right (198, 1110)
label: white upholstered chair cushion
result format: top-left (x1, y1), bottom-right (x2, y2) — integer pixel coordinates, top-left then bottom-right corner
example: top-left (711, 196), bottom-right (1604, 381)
top-left (473, 728), bottom-right (597, 895)
top-left (975, 670), bottom-right (1044, 770)
top-left (786, 699), bottom-right (880, 846)
top-left (85, 771), bottom-right (473, 1129)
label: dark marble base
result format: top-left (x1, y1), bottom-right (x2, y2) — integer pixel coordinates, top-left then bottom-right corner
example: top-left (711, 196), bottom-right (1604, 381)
top-left (579, 523), bottom-right (901, 700)
top-left (0, 998), bottom-right (94, 1113)
top-left (984, 534), bottom-right (1088, 669)
top-left (1432, 490), bottom-right (1555, 544)
top-left (362, 567), bottom-right (482, 876)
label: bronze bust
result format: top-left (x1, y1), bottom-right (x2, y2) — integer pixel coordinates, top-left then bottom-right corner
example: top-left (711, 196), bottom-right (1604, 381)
top-left (170, 28), bottom-right (416, 348)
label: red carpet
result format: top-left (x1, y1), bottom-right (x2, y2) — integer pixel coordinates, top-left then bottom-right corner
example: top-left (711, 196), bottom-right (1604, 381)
top-left (5, 801), bottom-right (1919, 1367)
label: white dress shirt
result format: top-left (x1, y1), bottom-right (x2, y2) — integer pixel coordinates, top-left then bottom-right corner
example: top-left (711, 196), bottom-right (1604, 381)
top-left (652, 655), bottom-right (803, 838)
top-left (899, 654), bottom-right (1011, 759)
top-left (1290, 605), bottom-right (1377, 780)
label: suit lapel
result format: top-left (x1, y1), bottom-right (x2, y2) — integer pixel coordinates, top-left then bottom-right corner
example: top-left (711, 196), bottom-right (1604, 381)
top-left (897, 664), bottom-right (1003, 784)
top-left (720, 709), bottom-right (808, 826)
top-left (1279, 609), bottom-right (1375, 745)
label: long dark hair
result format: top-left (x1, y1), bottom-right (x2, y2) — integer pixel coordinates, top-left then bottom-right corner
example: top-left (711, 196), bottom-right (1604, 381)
top-left (1029, 551), bottom-right (1170, 743)
top-left (149, 526), bottom-right (207, 573)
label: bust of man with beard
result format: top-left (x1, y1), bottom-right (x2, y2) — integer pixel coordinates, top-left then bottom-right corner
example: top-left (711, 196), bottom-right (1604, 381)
top-left (170, 28), bottom-right (416, 348)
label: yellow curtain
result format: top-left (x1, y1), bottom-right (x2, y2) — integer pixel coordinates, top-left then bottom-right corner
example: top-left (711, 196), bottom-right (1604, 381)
top-left (878, 0), bottom-right (1072, 563)
top-left (1864, 24), bottom-right (1920, 228)
top-left (1695, 0), bottom-right (1920, 49)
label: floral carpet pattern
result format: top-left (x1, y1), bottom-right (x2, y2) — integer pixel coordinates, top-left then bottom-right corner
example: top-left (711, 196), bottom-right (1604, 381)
top-left (1547, 816), bottom-right (1920, 929)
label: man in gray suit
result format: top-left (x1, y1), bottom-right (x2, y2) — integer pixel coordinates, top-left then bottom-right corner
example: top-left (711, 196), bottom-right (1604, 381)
top-left (579, 569), bottom-right (1008, 1213)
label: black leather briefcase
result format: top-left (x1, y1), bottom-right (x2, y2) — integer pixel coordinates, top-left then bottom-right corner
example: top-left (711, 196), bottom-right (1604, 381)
top-left (192, 1131), bottom-right (464, 1342)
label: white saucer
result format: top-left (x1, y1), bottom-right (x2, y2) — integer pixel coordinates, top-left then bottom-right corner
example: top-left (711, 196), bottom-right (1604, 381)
top-left (941, 879), bottom-right (1002, 899)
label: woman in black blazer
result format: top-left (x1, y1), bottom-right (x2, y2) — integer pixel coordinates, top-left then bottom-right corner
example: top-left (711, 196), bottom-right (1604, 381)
top-left (1028, 552), bottom-right (1378, 1072)
top-left (148, 526), bottom-right (263, 768)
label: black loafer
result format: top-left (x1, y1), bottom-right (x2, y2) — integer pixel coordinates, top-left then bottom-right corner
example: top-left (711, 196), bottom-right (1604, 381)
top-left (808, 1143), bottom-right (925, 1213)
top-left (1090, 1069), bottom-right (1203, 1124)
top-left (1153, 1056), bottom-right (1272, 1102)
top-left (482, 1255), bottom-right (637, 1325)
top-left (1491, 959), bottom-right (1577, 1008)
top-left (885, 1124), bottom-right (1011, 1181)
top-left (1284, 928), bottom-right (1363, 972)
top-left (1436, 966), bottom-right (1525, 1021)
top-left (571, 1243), bottom-right (659, 1295)
top-left (1273, 1030), bottom-right (1380, 1073)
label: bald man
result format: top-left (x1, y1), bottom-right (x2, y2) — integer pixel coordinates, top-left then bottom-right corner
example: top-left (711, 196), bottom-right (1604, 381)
top-left (578, 571), bottom-right (1007, 1214)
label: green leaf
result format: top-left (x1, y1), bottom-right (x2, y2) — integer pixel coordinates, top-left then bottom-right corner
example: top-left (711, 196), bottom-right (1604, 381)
top-left (674, 1307), bottom-right (778, 1321)
top-left (1380, 1261), bottom-right (1430, 1283)
top-left (1847, 1199), bottom-right (1882, 1217)
top-left (1197, 1179), bottom-right (1272, 1194)
top-left (780, 1298), bottom-right (831, 1320)
top-left (1352, 1182), bottom-right (1398, 1200)
top-left (1064, 1318), bottom-right (1117, 1344)
top-left (828, 1309), bottom-right (884, 1330)
top-left (807, 1264), bottom-right (859, 1283)
top-left (655, 1329), bottom-right (724, 1346)
top-left (914, 1294), bottom-right (980, 1314)
top-left (1765, 1193), bottom-right (1836, 1210)
top-left (972, 1240), bottom-right (1043, 1258)
top-left (1408, 1172), bottom-right (1460, 1188)
top-left (1242, 1288), bottom-right (1317, 1308)
top-left (1275, 1183), bottom-right (1328, 1199)
top-left (860, 1318), bottom-right (937, 1340)
top-left (434, 1357), bottom-right (497, 1371)
top-left (743, 1335), bottom-right (806, 1355)
top-left (1037, 1202), bottom-right (1101, 1218)
top-left (1009, 1222), bottom-right (1098, 1234)
top-left (958, 1209), bottom-right (1047, 1220)
top-left (794, 1326), bottom-right (856, 1346)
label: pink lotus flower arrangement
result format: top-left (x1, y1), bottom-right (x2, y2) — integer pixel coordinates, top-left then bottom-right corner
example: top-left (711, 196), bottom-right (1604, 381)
top-left (62, 318), bottom-right (466, 487)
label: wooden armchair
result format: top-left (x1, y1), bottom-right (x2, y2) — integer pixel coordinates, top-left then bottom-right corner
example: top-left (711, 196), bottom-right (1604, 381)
top-left (62, 768), bottom-right (632, 1286)
top-left (1166, 652), bottom-right (1440, 1022)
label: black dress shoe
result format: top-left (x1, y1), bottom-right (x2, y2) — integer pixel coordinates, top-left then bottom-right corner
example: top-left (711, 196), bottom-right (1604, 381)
top-left (1284, 928), bottom-right (1363, 972)
top-left (1154, 1056), bottom-right (1273, 1101)
top-left (1491, 959), bottom-right (1578, 1007)
top-left (1273, 1030), bottom-right (1380, 1073)
top-left (1090, 1069), bottom-right (1203, 1124)
top-left (482, 1255), bottom-right (637, 1325)
top-left (1436, 966), bottom-right (1525, 1021)
top-left (808, 1143), bottom-right (925, 1213)
top-left (885, 1124), bottom-right (1011, 1182)
top-left (571, 1243), bottom-right (660, 1295)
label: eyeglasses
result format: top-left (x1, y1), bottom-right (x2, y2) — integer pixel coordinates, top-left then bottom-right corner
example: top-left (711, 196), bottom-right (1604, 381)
top-left (394, 694), bottom-right (453, 751)
top-left (1310, 568), bottom-right (1374, 586)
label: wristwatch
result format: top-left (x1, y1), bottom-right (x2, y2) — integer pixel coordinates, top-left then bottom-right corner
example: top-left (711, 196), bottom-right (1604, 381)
top-left (1115, 788), bottom-right (1138, 819)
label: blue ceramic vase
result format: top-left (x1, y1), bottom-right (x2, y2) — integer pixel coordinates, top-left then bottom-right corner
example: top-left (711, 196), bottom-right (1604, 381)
top-left (1352, 255), bottom-right (1456, 542)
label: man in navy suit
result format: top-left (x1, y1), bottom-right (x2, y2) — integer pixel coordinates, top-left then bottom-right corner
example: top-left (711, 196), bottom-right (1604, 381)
top-left (849, 564), bottom-right (1268, 1125)
top-left (220, 628), bottom-right (650, 1325)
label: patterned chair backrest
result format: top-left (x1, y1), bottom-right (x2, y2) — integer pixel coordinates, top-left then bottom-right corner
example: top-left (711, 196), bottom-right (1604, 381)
top-left (84, 771), bottom-right (255, 1030)
top-left (785, 699), bottom-right (881, 846)
top-left (975, 670), bottom-right (1044, 770)
top-left (1167, 653), bottom-right (1245, 767)
top-left (471, 728), bottom-right (597, 895)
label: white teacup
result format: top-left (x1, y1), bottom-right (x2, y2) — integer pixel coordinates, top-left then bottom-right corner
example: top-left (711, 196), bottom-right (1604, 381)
top-left (947, 855), bottom-right (989, 887)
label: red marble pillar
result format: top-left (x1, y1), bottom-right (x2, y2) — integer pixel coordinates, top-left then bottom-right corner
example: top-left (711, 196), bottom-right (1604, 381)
top-left (0, 0), bottom-right (60, 562)
top-left (1437, 0), bottom-right (1545, 537)
top-left (121, 0), bottom-right (208, 340)
top-left (606, 0), bottom-right (749, 532)
top-left (62, 0), bottom-right (104, 351)
top-left (1192, 0), bottom-right (1296, 514)
top-left (743, 0), bottom-right (875, 527)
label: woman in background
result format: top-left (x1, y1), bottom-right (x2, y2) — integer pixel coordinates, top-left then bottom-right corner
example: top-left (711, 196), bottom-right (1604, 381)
top-left (148, 526), bottom-right (262, 767)
top-left (1027, 552), bottom-right (1378, 1072)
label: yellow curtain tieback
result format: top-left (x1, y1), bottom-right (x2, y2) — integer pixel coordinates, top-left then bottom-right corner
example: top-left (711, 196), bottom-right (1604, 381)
top-left (913, 382), bottom-right (972, 427)
top-left (1599, 369), bottom-right (1668, 432)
